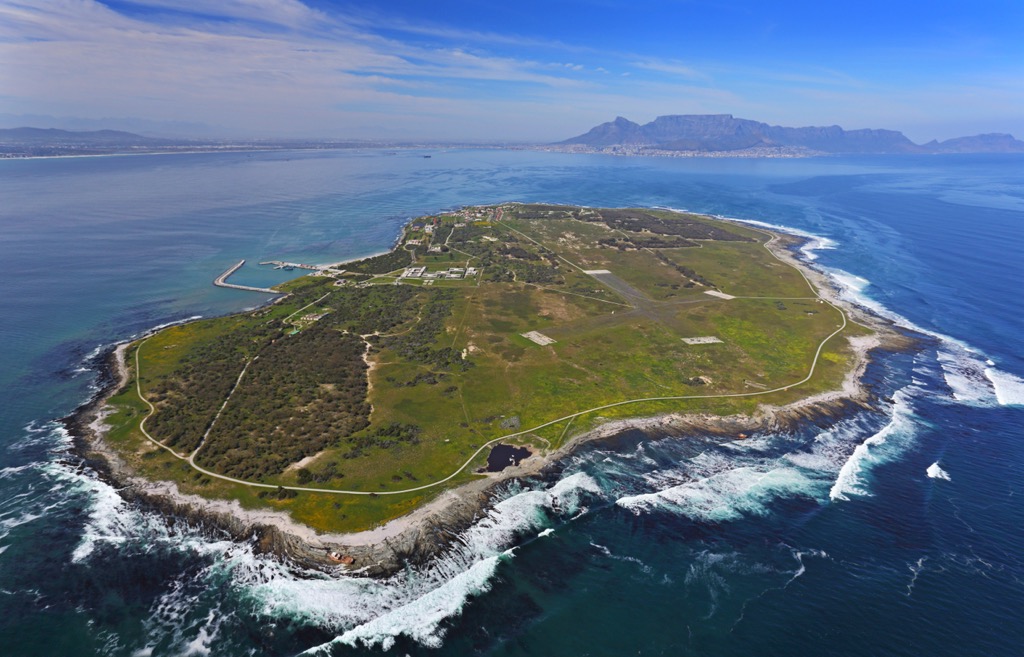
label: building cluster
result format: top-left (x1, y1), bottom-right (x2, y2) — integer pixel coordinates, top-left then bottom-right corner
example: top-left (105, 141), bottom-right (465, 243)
top-left (401, 266), bottom-right (478, 280)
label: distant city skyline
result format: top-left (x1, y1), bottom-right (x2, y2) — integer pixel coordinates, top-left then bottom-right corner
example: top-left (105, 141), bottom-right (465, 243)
top-left (1, 0), bottom-right (1021, 142)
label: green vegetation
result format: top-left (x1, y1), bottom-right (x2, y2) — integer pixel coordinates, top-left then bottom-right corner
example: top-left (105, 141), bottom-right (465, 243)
top-left (101, 203), bottom-right (872, 533)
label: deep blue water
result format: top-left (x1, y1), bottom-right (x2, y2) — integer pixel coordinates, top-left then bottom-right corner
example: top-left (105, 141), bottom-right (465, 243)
top-left (0, 150), bottom-right (1021, 656)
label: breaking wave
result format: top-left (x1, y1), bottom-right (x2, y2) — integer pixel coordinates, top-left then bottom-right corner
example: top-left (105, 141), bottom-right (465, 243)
top-left (37, 213), bottom-right (1016, 653)
top-left (829, 388), bottom-right (919, 501)
top-left (300, 472), bottom-right (600, 652)
top-left (617, 459), bottom-right (821, 522)
top-left (820, 257), bottom-right (1022, 409)
top-left (58, 459), bottom-right (601, 654)
top-left (611, 403), bottom-right (912, 522)
top-left (984, 367), bottom-right (1024, 406)
top-left (718, 212), bottom-right (1024, 411)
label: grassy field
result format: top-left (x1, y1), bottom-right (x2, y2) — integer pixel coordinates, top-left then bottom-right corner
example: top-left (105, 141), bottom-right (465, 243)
top-left (99, 204), bottom-right (872, 533)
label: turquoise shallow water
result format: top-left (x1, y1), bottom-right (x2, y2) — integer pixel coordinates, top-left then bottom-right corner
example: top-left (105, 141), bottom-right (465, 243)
top-left (0, 150), bottom-right (1021, 656)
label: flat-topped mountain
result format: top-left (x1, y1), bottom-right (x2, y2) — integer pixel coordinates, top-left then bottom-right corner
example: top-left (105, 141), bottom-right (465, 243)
top-left (560, 115), bottom-right (1024, 154)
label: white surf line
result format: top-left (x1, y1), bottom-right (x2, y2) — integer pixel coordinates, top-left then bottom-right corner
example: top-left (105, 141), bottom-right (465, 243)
top-left (128, 221), bottom-right (851, 496)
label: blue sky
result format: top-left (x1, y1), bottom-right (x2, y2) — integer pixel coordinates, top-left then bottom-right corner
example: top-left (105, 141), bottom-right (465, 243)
top-left (1, 0), bottom-right (1021, 141)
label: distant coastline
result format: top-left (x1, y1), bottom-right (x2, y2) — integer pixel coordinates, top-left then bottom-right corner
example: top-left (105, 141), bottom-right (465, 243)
top-left (4, 115), bottom-right (1024, 159)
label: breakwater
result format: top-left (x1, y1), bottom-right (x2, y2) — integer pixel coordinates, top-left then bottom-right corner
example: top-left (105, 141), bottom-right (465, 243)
top-left (213, 259), bottom-right (280, 294)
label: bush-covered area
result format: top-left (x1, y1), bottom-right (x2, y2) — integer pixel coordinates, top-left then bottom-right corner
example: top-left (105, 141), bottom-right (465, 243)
top-left (592, 209), bottom-right (752, 241)
top-left (322, 285), bottom-right (421, 335)
top-left (340, 422), bottom-right (422, 460)
top-left (598, 235), bottom-right (698, 249)
top-left (514, 204), bottom-right (577, 220)
top-left (432, 223), bottom-right (454, 244)
top-left (655, 252), bottom-right (715, 288)
top-left (146, 321), bottom-right (281, 453)
top-left (379, 289), bottom-right (473, 371)
top-left (446, 224), bottom-right (498, 256)
top-left (500, 245), bottom-right (541, 260)
top-left (505, 258), bottom-right (563, 284)
top-left (195, 324), bottom-right (371, 480)
top-left (345, 248), bottom-right (412, 275)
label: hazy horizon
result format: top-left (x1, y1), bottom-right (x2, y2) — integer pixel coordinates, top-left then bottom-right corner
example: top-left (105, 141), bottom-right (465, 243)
top-left (1, 1), bottom-right (1021, 143)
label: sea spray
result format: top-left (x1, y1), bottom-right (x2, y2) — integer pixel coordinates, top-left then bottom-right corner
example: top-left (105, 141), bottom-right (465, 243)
top-left (248, 473), bottom-right (601, 652)
top-left (327, 552), bottom-right (508, 651)
top-left (829, 387), bottom-right (920, 501)
top-left (984, 367), bottom-right (1024, 406)
top-left (926, 463), bottom-right (951, 481)
top-left (733, 208), bottom-right (1024, 413)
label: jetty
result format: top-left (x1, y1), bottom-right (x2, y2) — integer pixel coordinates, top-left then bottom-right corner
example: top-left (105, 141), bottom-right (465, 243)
top-left (214, 260), bottom-right (281, 294)
top-left (259, 260), bottom-right (320, 271)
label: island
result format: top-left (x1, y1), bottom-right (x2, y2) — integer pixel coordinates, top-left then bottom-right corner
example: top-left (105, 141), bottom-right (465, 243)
top-left (72, 204), bottom-right (897, 575)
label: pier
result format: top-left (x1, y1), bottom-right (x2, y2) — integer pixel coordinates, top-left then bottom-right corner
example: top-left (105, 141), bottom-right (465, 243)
top-left (214, 260), bottom-right (281, 294)
top-left (259, 260), bottom-right (320, 271)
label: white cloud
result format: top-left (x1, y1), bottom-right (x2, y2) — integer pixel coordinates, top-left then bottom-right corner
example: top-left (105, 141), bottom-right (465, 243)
top-left (114, 0), bottom-right (326, 28)
top-left (632, 58), bottom-right (706, 80)
top-left (0, 0), bottom-right (596, 137)
top-left (0, 1), bottom-right (1020, 141)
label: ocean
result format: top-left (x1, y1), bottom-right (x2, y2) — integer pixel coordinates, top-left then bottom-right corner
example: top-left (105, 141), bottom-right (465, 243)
top-left (0, 149), bottom-right (1021, 656)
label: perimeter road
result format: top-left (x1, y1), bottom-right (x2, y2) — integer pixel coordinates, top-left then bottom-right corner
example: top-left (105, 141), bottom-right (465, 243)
top-left (131, 226), bottom-right (851, 496)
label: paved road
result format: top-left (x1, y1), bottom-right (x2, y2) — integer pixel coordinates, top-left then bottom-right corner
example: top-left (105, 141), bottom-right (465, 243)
top-left (130, 225), bottom-right (850, 496)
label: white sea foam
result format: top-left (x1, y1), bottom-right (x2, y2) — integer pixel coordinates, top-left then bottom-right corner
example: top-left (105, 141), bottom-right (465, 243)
top-left (937, 350), bottom-right (1000, 406)
top-left (829, 388), bottom-right (918, 501)
top-left (672, 209), bottom-right (1018, 413)
top-left (613, 408), bottom-right (907, 521)
top-left (137, 315), bottom-right (204, 338)
top-left (329, 552), bottom-right (508, 652)
top-left (926, 462), bottom-right (951, 481)
top-left (818, 259), bottom-right (1024, 410)
top-left (984, 367), bottom-right (1024, 406)
top-left (59, 467), bottom-right (596, 655)
top-left (617, 462), bottom-right (821, 522)
top-left (254, 472), bottom-right (600, 652)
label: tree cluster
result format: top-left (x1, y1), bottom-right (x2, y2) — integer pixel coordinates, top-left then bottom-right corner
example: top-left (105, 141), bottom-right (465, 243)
top-left (378, 289), bottom-right (473, 371)
top-left (193, 324), bottom-right (371, 480)
top-left (590, 209), bottom-right (752, 241)
top-left (146, 321), bottom-right (281, 453)
top-left (341, 422), bottom-right (422, 460)
top-left (654, 252), bottom-right (715, 288)
top-left (345, 248), bottom-right (412, 275)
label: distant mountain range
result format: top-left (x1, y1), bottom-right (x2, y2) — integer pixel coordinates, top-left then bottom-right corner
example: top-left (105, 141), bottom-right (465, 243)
top-left (559, 115), bottom-right (1024, 154)
top-left (0, 127), bottom-right (388, 157)
top-left (0, 127), bottom-right (174, 146)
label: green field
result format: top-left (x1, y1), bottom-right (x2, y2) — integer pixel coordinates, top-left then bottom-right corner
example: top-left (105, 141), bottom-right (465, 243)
top-left (100, 204), bottom-right (872, 533)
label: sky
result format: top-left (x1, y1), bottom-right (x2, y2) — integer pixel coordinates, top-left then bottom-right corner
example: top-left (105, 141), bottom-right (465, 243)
top-left (1, 0), bottom-right (1021, 141)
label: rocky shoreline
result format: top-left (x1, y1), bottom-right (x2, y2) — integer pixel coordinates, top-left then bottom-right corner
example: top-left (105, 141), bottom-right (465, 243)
top-left (65, 229), bottom-right (912, 579)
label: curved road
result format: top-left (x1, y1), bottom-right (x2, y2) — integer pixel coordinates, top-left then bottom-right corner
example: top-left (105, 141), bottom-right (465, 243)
top-left (130, 225), bottom-right (852, 496)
